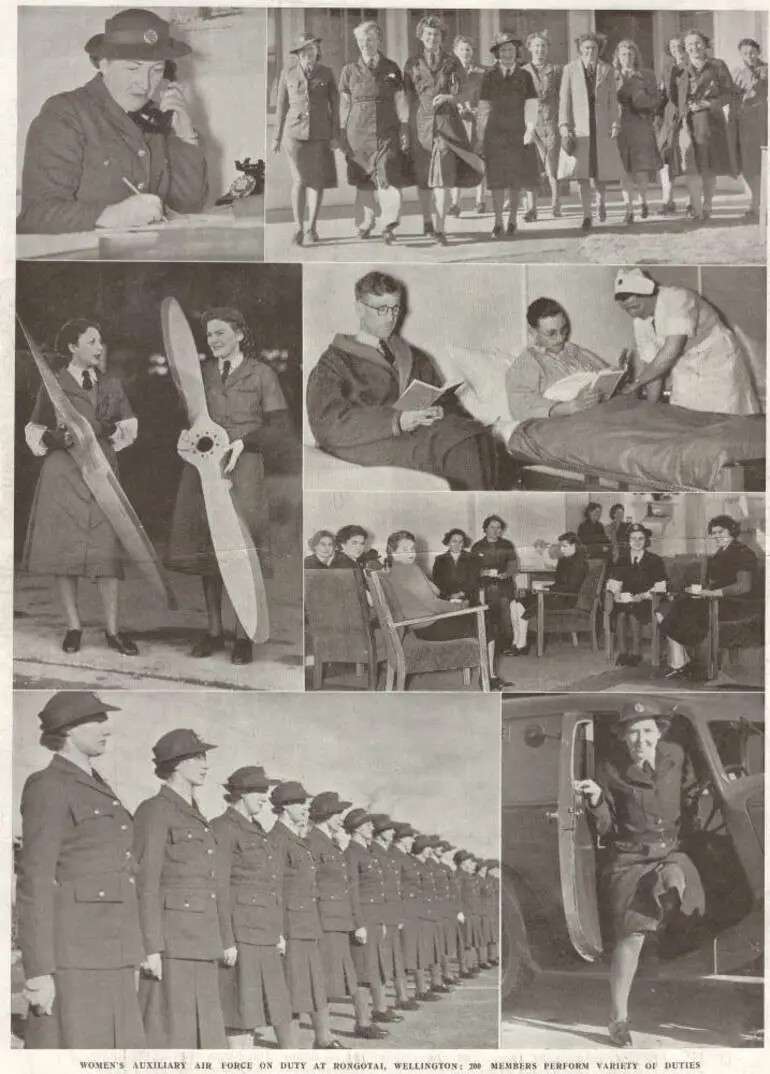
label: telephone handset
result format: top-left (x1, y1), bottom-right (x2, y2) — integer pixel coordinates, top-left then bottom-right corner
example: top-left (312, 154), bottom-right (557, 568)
top-left (133, 60), bottom-right (176, 136)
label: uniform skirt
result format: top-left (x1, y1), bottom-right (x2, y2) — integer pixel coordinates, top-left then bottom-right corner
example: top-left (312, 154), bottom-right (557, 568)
top-left (25, 967), bottom-right (145, 1049)
top-left (167, 451), bottom-right (272, 578)
top-left (419, 918), bottom-right (443, 966)
top-left (318, 931), bottom-right (358, 999)
top-left (603, 847), bottom-right (705, 943)
top-left (442, 914), bottom-right (458, 958)
top-left (219, 943), bottom-right (292, 1030)
top-left (23, 446), bottom-right (123, 579)
top-left (284, 136), bottom-right (338, 191)
top-left (140, 957), bottom-right (226, 1048)
top-left (399, 919), bottom-right (420, 971)
top-left (285, 938), bottom-right (327, 1015)
top-left (350, 923), bottom-right (391, 985)
top-left (462, 913), bottom-right (484, 949)
top-left (617, 113), bottom-right (662, 177)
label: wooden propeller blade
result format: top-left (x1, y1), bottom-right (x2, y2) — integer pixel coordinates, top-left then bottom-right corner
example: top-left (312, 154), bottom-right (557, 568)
top-left (161, 296), bottom-right (209, 425)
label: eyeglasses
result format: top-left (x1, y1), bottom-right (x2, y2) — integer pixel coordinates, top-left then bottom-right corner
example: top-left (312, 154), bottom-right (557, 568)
top-left (360, 300), bottom-right (402, 318)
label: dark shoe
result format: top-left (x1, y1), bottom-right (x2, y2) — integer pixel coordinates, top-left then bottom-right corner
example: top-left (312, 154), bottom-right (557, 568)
top-left (382, 223), bottom-right (398, 245)
top-left (622, 209), bottom-right (634, 227)
top-left (372, 1008), bottom-right (403, 1023)
top-left (658, 200), bottom-right (677, 215)
top-left (231, 639), bottom-right (253, 666)
top-left (434, 230), bottom-right (448, 246)
top-left (640, 202), bottom-right (649, 219)
top-left (305, 227), bottom-right (319, 244)
top-left (701, 206), bottom-right (712, 221)
top-left (580, 216), bottom-right (592, 231)
top-left (522, 208), bottom-right (537, 223)
top-left (491, 224), bottom-right (504, 239)
top-left (597, 202), bottom-right (607, 222)
top-left (551, 203), bottom-right (562, 218)
top-left (448, 203), bottom-right (461, 217)
top-left (290, 229), bottom-right (303, 246)
top-left (444, 975), bottom-right (459, 985)
top-left (500, 647), bottom-right (518, 657)
top-left (459, 971), bottom-right (474, 980)
top-left (505, 219), bottom-right (517, 236)
top-left (395, 998), bottom-right (420, 1011)
top-left (475, 200), bottom-right (487, 214)
top-left (62, 629), bottom-right (82, 654)
top-left (314, 1039), bottom-right (346, 1049)
top-left (105, 631), bottom-right (138, 656)
top-left (357, 225), bottom-right (374, 239)
top-left (616, 653), bottom-right (631, 667)
top-left (423, 220), bottom-right (435, 237)
top-left (478, 962), bottom-right (492, 970)
top-left (490, 676), bottom-right (514, 690)
top-left (190, 634), bottom-right (225, 659)
top-left (516, 643), bottom-right (531, 657)
top-left (416, 990), bottom-right (442, 1001)
top-left (608, 1019), bottom-right (633, 1048)
top-left (431, 984), bottom-right (453, 994)
top-left (354, 1024), bottom-right (389, 1040)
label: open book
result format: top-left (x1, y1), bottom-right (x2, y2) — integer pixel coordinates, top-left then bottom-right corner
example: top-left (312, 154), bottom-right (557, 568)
top-left (543, 367), bottom-right (626, 403)
top-left (393, 378), bottom-right (464, 412)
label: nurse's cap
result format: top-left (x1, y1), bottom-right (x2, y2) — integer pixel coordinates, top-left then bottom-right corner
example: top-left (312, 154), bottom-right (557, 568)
top-left (614, 268), bottom-right (656, 297)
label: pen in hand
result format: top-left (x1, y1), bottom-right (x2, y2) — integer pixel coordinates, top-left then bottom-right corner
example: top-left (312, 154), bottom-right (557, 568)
top-left (121, 176), bottom-right (167, 222)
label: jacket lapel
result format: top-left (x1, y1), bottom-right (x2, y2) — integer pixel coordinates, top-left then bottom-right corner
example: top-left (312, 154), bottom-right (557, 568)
top-left (333, 333), bottom-right (398, 378)
top-left (85, 74), bottom-right (150, 152)
top-left (224, 357), bottom-right (254, 389)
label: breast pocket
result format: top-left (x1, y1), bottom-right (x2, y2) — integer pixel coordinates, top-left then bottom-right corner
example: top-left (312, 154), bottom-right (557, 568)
top-left (164, 891), bottom-right (207, 913)
top-left (227, 382), bottom-right (263, 427)
top-left (73, 874), bottom-right (125, 903)
top-left (168, 825), bottom-right (206, 863)
top-left (70, 800), bottom-right (116, 826)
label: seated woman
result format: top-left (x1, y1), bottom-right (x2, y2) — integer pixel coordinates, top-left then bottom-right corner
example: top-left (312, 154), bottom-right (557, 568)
top-left (385, 530), bottom-right (510, 690)
top-left (576, 700), bottom-right (705, 1049)
top-left (578, 502), bottom-right (612, 559)
top-left (607, 523), bottom-right (667, 667)
top-left (304, 529), bottom-right (337, 569)
top-left (506, 298), bottom-right (613, 424)
top-left (332, 524), bottom-right (376, 570)
top-left (659, 514), bottom-right (758, 681)
top-left (509, 530), bottom-right (588, 653)
top-left (432, 528), bottom-right (481, 605)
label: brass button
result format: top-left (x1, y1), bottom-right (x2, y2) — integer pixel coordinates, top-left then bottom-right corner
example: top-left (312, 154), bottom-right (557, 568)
top-left (98, 890), bottom-right (105, 898)
top-left (137, 148), bottom-right (147, 158)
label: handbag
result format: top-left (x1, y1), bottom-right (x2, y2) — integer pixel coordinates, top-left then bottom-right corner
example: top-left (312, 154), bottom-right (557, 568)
top-left (556, 146), bottom-right (578, 180)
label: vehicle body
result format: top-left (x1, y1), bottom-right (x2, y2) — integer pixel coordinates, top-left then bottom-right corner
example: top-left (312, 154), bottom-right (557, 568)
top-left (501, 692), bottom-right (764, 999)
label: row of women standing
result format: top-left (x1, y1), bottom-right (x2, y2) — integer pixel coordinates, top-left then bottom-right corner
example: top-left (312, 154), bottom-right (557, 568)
top-left (17, 692), bottom-right (497, 1049)
top-left (274, 17), bottom-right (767, 244)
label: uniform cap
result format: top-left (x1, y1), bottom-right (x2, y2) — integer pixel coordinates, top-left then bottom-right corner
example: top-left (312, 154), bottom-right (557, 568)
top-left (627, 523), bottom-right (652, 538)
top-left (453, 849), bottom-right (473, 865)
top-left (392, 822), bottom-right (417, 838)
top-left (153, 728), bottom-right (216, 764)
top-left (371, 814), bottom-right (397, 834)
top-left (614, 268), bottom-right (656, 297)
top-left (616, 698), bottom-right (670, 729)
top-left (38, 691), bottom-right (119, 734)
top-left (85, 9), bottom-right (191, 61)
top-left (412, 835), bottom-right (435, 855)
top-left (343, 807), bottom-right (375, 833)
top-left (309, 791), bottom-right (352, 821)
top-left (224, 766), bottom-right (277, 795)
top-left (490, 31), bottom-right (522, 54)
top-left (270, 780), bottom-right (310, 808)
top-left (289, 31), bottom-right (322, 54)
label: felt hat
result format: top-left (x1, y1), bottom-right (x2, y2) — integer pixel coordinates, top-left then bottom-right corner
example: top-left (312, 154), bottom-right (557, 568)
top-left (153, 728), bottom-right (216, 765)
top-left (38, 691), bottom-right (118, 734)
top-left (86, 9), bottom-right (191, 61)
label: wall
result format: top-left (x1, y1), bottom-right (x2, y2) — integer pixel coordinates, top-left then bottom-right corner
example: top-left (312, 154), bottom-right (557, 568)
top-left (17, 6), bottom-right (266, 202)
top-left (12, 692), bottom-right (500, 858)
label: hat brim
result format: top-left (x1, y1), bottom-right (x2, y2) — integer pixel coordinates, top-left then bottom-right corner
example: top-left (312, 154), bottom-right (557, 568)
top-left (289, 37), bottom-right (322, 54)
top-left (345, 812), bottom-right (375, 831)
top-left (86, 33), bottom-right (191, 61)
top-left (613, 713), bottom-right (670, 734)
top-left (491, 37), bottom-right (521, 54)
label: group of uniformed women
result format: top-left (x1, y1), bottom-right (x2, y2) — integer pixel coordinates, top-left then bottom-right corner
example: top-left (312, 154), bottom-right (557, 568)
top-left (16, 691), bottom-right (498, 1050)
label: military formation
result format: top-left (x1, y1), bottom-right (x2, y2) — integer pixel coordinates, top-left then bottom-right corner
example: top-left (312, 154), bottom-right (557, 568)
top-left (16, 692), bottom-right (499, 1050)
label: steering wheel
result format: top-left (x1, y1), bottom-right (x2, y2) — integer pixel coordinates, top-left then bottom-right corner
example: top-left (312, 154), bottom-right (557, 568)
top-left (690, 778), bottom-right (726, 835)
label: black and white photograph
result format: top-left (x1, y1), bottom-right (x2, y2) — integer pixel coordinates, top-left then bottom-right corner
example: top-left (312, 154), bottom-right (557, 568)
top-left (501, 690), bottom-right (763, 1048)
top-left (303, 263), bottom-right (766, 492)
top-left (16, 6), bottom-right (267, 261)
top-left (304, 490), bottom-right (764, 692)
top-left (266, 8), bottom-right (766, 264)
top-left (11, 690), bottom-right (500, 1050)
top-left (14, 262), bottom-right (303, 690)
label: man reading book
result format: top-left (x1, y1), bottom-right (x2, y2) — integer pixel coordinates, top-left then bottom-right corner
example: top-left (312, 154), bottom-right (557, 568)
top-left (506, 297), bottom-right (617, 423)
top-left (307, 271), bottom-right (499, 489)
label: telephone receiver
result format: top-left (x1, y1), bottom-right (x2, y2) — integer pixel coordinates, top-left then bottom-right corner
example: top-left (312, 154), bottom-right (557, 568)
top-left (133, 60), bottom-right (176, 135)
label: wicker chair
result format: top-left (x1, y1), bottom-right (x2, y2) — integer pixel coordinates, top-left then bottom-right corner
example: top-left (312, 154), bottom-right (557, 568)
top-left (305, 569), bottom-right (381, 690)
top-left (366, 569), bottom-right (490, 692)
top-left (535, 559), bottom-right (606, 657)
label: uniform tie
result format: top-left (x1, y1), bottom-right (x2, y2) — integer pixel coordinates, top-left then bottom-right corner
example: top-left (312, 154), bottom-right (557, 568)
top-left (379, 339), bottom-right (397, 366)
top-left (366, 57), bottom-right (376, 71)
top-left (221, 360), bottom-right (231, 383)
top-left (81, 370), bottom-right (94, 390)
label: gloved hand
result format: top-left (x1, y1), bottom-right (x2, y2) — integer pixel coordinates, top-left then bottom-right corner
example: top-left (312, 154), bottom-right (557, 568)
top-left (42, 427), bottom-right (74, 451)
top-left (93, 419), bottom-right (117, 439)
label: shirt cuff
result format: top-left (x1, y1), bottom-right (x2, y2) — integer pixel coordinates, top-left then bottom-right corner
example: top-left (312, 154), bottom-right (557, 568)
top-left (25, 422), bottom-right (48, 457)
top-left (110, 417), bottom-right (138, 452)
top-left (392, 412), bottom-right (402, 437)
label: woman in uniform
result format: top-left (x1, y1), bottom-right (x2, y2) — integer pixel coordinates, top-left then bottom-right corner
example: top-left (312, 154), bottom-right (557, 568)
top-left (477, 32), bottom-right (540, 239)
top-left (448, 35), bottom-right (487, 218)
top-left (522, 31), bottom-right (563, 220)
top-left (23, 318), bottom-right (139, 656)
top-left (211, 766), bottom-right (297, 1049)
top-left (577, 700), bottom-right (705, 1048)
top-left (411, 836), bottom-right (446, 996)
top-left (269, 781), bottom-right (343, 1049)
top-left (403, 15), bottom-right (484, 245)
top-left (613, 40), bottom-right (661, 225)
top-left (167, 307), bottom-right (291, 666)
top-left (390, 823), bottom-right (432, 1001)
top-left (607, 523), bottom-right (667, 668)
top-left (338, 20), bottom-right (407, 244)
top-left (732, 37), bottom-right (768, 223)
top-left (133, 728), bottom-right (230, 1048)
top-left (273, 32), bottom-right (338, 246)
top-left (471, 514), bottom-right (518, 650)
top-left (17, 691), bottom-right (145, 1049)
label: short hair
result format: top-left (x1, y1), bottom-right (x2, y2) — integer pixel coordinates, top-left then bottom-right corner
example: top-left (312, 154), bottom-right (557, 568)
top-left (482, 514), bottom-right (507, 533)
top-left (453, 34), bottom-right (474, 50)
top-left (386, 529), bottom-right (416, 556)
top-left (55, 318), bottom-right (100, 359)
top-left (668, 35), bottom-right (685, 54)
top-left (416, 15), bottom-right (448, 42)
top-left (308, 528), bottom-right (335, 552)
top-left (684, 30), bottom-right (710, 49)
top-left (442, 528), bottom-right (471, 547)
top-left (354, 271), bottom-right (403, 302)
top-left (739, 38), bottom-right (762, 52)
top-left (39, 714), bottom-right (106, 752)
top-left (336, 524), bottom-right (367, 546)
top-left (558, 531), bottom-right (578, 544)
top-left (201, 307), bottom-right (257, 361)
top-left (707, 514), bottom-right (741, 538)
top-left (526, 31), bottom-right (550, 51)
top-left (155, 758), bottom-right (180, 781)
top-left (584, 502), bottom-right (602, 517)
top-left (610, 503), bottom-right (625, 520)
top-left (526, 297), bottom-right (570, 332)
top-left (354, 20), bottom-right (381, 41)
top-left (612, 39), bottom-right (642, 71)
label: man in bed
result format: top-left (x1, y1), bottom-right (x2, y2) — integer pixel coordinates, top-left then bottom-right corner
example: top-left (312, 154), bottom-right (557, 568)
top-left (614, 268), bottom-right (760, 415)
top-left (306, 271), bottom-right (500, 490)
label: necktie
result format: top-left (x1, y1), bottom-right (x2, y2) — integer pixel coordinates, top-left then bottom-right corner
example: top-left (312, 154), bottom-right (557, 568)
top-left (221, 360), bottom-right (231, 383)
top-left (367, 58), bottom-right (376, 71)
top-left (81, 370), bottom-right (94, 390)
top-left (379, 339), bottom-right (396, 366)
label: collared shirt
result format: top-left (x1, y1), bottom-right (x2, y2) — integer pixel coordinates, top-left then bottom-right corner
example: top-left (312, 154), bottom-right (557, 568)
top-left (218, 350), bottom-right (244, 379)
top-left (355, 329), bottom-right (385, 349)
top-left (506, 341), bottom-right (609, 423)
top-left (67, 362), bottom-right (98, 390)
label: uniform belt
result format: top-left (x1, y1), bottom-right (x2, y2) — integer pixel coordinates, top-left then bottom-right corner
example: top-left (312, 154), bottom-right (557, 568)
top-left (614, 838), bottom-right (676, 857)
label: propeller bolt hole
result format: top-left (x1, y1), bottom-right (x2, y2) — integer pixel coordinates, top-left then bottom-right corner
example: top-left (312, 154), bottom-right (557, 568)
top-left (196, 435), bottom-right (214, 453)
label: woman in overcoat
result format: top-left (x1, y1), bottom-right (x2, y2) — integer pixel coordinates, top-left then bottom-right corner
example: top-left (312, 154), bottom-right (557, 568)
top-left (23, 319), bottom-right (139, 656)
top-left (613, 39), bottom-right (661, 224)
top-left (431, 528), bottom-right (481, 605)
top-left (731, 37), bottom-right (768, 222)
top-left (558, 32), bottom-right (622, 230)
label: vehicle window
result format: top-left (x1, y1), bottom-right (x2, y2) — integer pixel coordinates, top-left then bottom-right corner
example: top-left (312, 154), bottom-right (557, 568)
top-left (502, 715), bottom-right (562, 805)
top-left (708, 719), bottom-right (765, 780)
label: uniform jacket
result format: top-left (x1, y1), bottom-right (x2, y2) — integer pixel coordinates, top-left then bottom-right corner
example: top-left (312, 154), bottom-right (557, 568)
top-left (370, 841), bottom-right (404, 927)
top-left (17, 754), bottom-right (144, 977)
top-left (200, 357), bottom-right (288, 445)
top-left (434, 861), bottom-right (460, 920)
top-left (210, 807), bottom-right (283, 948)
top-left (609, 550), bottom-right (667, 596)
top-left (306, 333), bottom-right (486, 472)
top-left (345, 838), bottom-right (387, 928)
top-left (431, 550), bottom-right (482, 603)
top-left (18, 74), bottom-right (208, 234)
top-left (470, 536), bottom-right (518, 597)
top-left (275, 61), bottom-right (338, 143)
top-left (132, 785), bottom-right (227, 961)
top-left (390, 847), bottom-right (423, 921)
top-left (412, 856), bottom-right (438, 921)
top-left (306, 827), bottom-right (355, 934)
top-left (269, 820), bottom-right (323, 941)
top-left (558, 59), bottom-right (623, 181)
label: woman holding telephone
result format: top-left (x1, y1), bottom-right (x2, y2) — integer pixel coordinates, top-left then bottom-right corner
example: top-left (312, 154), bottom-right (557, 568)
top-left (18, 8), bottom-right (207, 234)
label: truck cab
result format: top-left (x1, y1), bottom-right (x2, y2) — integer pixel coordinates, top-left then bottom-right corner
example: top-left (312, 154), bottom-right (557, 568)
top-left (501, 692), bottom-right (764, 999)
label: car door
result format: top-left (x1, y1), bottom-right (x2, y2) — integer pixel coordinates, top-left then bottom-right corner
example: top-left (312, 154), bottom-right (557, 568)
top-left (558, 712), bottom-right (603, 961)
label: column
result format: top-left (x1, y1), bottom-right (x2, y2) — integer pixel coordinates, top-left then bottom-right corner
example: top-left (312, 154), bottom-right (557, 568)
top-left (566, 9), bottom-right (595, 60)
top-left (478, 9), bottom-right (499, 59)
top-left (653, 11), bottom-right (679, 77)
top-left (384, 7), bottom-right (410, 67)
